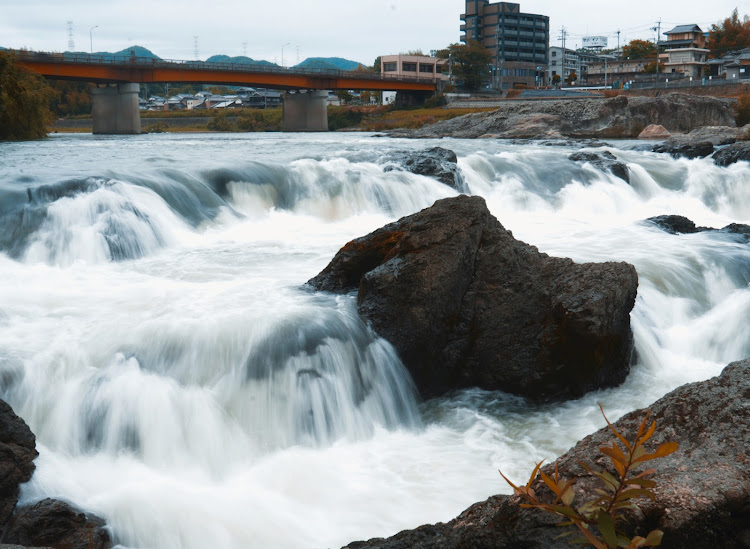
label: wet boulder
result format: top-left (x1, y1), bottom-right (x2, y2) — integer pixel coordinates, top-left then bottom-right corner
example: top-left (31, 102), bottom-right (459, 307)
top-left (2, 498), bottom-right (112, 549)
top-left (652, 140), bottom-right (715, 159)
top-left (344, 359), bottom-right (750, 549)
top-left (713, 141), bottom-right (750, 167)
top-left (568, 150), bottom-right (630, 183)
top-left (382, 147), bottom-right (468, 192)
top-left (309, 195), bottom-right (638, 402)
top-left (0, 399), bottom-right (37, 527)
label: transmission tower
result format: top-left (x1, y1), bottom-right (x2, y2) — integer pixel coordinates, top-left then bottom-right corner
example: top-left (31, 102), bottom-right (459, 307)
top-left (67, 21), bottom-right (75, 51)
top-left (193, 35), bottom-right (199, 60)
top-left (243, 42), bottom-right (247, 56)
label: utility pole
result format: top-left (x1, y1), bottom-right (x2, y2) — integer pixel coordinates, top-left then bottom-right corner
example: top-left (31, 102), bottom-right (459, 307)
top-left (558, 27), bottom-right (567, 81)
top-left (651, 19), bottom-right (661, 79)
top-left (616, 29), bottom-right (621, 52)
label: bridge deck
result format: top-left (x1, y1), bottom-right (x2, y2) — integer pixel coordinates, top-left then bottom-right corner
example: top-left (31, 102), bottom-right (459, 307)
top-left (15, 51), bottom-right (437, 92)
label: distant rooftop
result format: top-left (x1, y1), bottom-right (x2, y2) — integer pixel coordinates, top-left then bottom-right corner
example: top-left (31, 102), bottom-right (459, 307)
top-left (665, 24), bottom-right (703, 35)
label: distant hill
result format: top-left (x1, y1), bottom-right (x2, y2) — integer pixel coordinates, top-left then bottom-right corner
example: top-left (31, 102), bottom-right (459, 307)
top-left (62, 45), bottom-right (162, 61)
top-left (294, 57), bottom-right (364, 71)
top-left (206, 55), bottom-right (277, 67)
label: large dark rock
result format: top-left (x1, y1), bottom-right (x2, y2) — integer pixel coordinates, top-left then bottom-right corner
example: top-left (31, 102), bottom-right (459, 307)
top-left (652, 140), bottom-right (715, 159)
top-left (713, 141), bottom-right (750, 167)
top-left (0, 399), bottom-right (37, 527)
top-left (383, 147), bottom-right (468, 192)
top-left (343, 358), bottom-right (750, 549)
top-left (309, 195), bottom-right (638, 402)
top-left (2, 498), bottom-right (112, 549)
top-left (568, 150), bottom-right (630, 183)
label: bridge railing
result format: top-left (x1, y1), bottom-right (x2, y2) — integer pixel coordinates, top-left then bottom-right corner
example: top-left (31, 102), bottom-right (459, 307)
top-left (13, 49), bottom-right (443, 85)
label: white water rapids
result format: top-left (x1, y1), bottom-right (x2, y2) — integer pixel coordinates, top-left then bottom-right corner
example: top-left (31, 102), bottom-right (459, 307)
top-left (1, 133), bottom-right (749, 548)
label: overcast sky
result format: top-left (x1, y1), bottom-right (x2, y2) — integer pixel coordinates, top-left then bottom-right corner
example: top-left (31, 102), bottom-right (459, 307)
top-left (1, 1), bottom-right (742, 65)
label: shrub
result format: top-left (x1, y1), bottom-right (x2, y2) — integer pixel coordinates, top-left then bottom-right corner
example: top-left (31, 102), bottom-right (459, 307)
top-left (235, 109), bottom-right (281, 132)
top-left (327, 106), bottom-right (364, 130)
top-left (506, 89), bottom-right (523, 98)
top-left (0, 50), bottom-right (55, 140)
top-left (499, 404), bottom-right (678, 549)
top-left (424, 94), bottom-right (447, 109)
top-left (734, 94), bottom-right (750, 127)
top-left (206, 111), bottom-right (237, 132)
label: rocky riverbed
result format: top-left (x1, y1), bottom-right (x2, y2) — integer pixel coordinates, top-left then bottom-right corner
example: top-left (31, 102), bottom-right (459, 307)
top-left (390, 94), bottom-right (738, 140)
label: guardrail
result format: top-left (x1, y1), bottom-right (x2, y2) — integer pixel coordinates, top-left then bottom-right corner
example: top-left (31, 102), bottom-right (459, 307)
top-left (13, 49), bottom-right (442, 85)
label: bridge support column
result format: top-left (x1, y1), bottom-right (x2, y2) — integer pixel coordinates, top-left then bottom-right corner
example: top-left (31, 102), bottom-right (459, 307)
top-left (91, 83), bottom-right (141, 135)
top-left (282, 90), bottom-right (328, 132)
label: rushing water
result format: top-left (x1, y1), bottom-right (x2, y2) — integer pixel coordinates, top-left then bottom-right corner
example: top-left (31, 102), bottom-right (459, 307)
top-left (1, 132), bottom-right (749, 548)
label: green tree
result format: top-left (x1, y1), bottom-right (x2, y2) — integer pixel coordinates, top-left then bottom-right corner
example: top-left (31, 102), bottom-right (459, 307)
top-left (334, 90), bottom-right (354, 104)
top-left (0, 51), bottom-right (55, 140)
top-left (372, 56), bottom-right (382, 72)
top-left (708, 8), bottom-right (750, 56)
top-left (621, 39), bottom-right (657, 60)
top-left (446, 40), bottom-right (492, 91)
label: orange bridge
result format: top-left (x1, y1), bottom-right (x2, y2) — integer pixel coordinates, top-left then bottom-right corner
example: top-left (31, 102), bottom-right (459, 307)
top-left (15, 50), bottom-right (439, 133)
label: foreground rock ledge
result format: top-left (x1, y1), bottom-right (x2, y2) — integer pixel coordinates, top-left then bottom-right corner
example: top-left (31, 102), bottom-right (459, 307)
top-left (343, 358), bottom-right (750, 549)
top-left (308, 195), bottom-right (638, 402)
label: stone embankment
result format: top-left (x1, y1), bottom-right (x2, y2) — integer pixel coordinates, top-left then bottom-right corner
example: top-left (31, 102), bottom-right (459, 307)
top-left (309, 195), bottom-right (638, 402)
top-left (344, 358), bottom-right (750, 549)
top-left (393, 94), bottom-right (735, 140)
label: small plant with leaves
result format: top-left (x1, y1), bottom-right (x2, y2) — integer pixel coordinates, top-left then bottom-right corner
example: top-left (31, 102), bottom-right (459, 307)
top-left (499, 404), bottom-right (678, 549)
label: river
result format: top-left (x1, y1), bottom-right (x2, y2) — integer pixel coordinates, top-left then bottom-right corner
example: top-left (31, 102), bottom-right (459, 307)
top-left (1, 132), bottom-right (749, 548)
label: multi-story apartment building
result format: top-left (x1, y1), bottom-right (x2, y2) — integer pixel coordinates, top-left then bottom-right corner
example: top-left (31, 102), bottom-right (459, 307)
top-left (460, 1), bottom-right (549, 89)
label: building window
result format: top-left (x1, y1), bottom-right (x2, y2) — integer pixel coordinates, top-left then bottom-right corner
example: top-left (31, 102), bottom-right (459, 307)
top-left (419, 64), bottom-right (434, 73)
top-left (402, 62), bottom-right (417, 72)
top-left (551, 51), bottom-right (556, 56)
top-left (383, 62), bottom-right (397, 72)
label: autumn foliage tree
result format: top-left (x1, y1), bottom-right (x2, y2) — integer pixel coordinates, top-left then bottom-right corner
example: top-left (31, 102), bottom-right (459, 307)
top-left (445, 41), bottom-right (492, 91)
top-left (0, 50), bottom-right (55, 140)
top-left (621, 39), bottom-right (657, 60)
top-left (708, 9), bottom-right (750, 56)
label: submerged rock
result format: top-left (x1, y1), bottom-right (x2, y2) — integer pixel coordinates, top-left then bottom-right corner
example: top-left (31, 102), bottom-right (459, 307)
top-left (645, 214), bottom-right (750, 241)
top-left (568, 150), bottom-right (630, 183)
top-left (0, 399), bottom-right (37, 527)
top-left (713, 141), bottom-right (750, 167)
top-left (309, 195), bottom-right (638, 402)
top-left (2, 498), bottom-right (112, 549)
top-left (383, 147), bottom-right (467, 192)
top-left (344, 358), bottom-right (750, 549)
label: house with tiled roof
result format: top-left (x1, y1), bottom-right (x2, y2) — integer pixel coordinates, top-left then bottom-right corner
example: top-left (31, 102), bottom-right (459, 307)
top-left (659, 24), bottom-right (709, 77)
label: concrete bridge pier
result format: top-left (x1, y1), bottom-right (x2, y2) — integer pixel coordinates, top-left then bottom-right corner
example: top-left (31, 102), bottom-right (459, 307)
top-left (91, 83), bottom-right (141, 134)
top-left (282, 90), bottom-right (328, 132)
